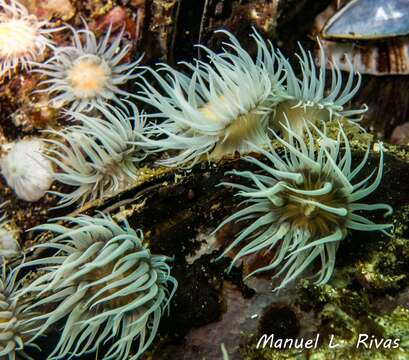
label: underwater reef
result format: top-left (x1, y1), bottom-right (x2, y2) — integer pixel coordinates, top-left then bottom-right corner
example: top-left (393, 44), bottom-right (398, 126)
top-left (1, 0), bottom-right (409, 359)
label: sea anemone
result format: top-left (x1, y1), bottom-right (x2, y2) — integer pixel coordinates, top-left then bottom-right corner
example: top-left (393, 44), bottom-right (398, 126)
top-left (272, 42), bottom-right (367, 136)
top-left (0, 265), bottom-right (39, 359)
top-left (216, 121), bottom-right (392, 290)
top-left (44, 104), bottom-right (148, 208)
top-left (0, 0), bottom-right (54, 78)
top-left (0, 138), bottom-right (54, 202)
top-left (135, 29), bottom-right (286, 167)
top-left (35, 22), bottom-right (141, 113)
top-left (0, 203), bottom-right (20, 262)
top-left (20, 213), bottom-right (177, 360)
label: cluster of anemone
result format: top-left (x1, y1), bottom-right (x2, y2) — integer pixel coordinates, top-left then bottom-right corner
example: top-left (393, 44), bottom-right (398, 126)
top-left (215, 122), bottom-right (392, 290)
top-left (44, 104), bottom-right (149, 208)
top-left (0, 14), bottom-right (396, 358)
top-left (0, 265), bottom-right (39, 359)
top-left (134, 29), bottom-right (366, 167)
top-left (34, 22), bottom-right (141, 113)
top-left (19, 213), bottom-right (177, 360)
top-left (0, 0), bottom-right (55, 78)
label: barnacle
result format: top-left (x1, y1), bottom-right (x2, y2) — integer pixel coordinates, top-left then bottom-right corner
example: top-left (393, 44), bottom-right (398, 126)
top-left (272, 43), bottom-right (367, 136)
top-left (0, 0), bottom-right (54, 78)
top-left (0, 265), bottom-right (39, 359)
top-left (0, 203), bottom-right (19, 261)
top-left (135, 29), bottom-right (286, 167)
top-left (35, 22), bottom-right (141, 113)
top-left (216, 122), bottom-right (392, 290)
top-left (0, 138), bottom-right (54, 202)
top-left (44, 105), bottom-right (148, 208)
top-left (20, 213), bottom-right (177, 360)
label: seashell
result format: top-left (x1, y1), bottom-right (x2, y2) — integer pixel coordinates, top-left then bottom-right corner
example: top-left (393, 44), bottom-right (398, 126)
top-left (323, 0), bottom-right (409, 40)
top-left (313, 1), bottom-right (409, 75)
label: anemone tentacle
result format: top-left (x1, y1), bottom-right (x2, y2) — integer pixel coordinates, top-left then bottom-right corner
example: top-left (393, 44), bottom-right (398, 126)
top-left (19, 213), bottom-right (177, 360)
top-left (134, 29), bottom-right (287, 167)
top-left (33, 22), bottom-right (141, 113)
top-left (44, 104), bottom-right (149, 208)
top-left (216, 121), bottom-right (392, 290)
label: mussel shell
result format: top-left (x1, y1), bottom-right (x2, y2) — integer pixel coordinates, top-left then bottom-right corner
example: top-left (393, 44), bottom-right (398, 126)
top-left (313, 1), bottom-right (409, 74)
top-left (323, 0), bottom-right (409, 40)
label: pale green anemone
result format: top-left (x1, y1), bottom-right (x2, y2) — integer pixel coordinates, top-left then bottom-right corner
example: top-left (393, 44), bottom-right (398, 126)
top-left (0, 265), bottom-right (39, 359)
top-left (216, 121), bottom-right (392, 290)
top-left (44, 104), bottom-right (148, 208)
top-left (19, 213), bottom-right (177, 360)
top-left (272, 42), bottom-right (368, 136)
top-left (0, 0), bottom-right (55, 78)
top-left (134, 29), bottom-right (286, 167)
top-left (34, 21), bottom-right (141, 113)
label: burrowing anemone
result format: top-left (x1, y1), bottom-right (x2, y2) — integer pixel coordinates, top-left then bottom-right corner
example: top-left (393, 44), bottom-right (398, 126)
top-left (35, 22), bottom-right (141, 112)
top-left (272, 42), bottom-right (367, 136)
top-left (135, 29), bottom-right (286, 167)
top-left (44, 104), bottom-right (148, 208)
top-left (0, 138), bottom-right (54, 202)
top-left (0, 0), bottom-right (54, 77)
top-left (216, 121), bottom-right (392, 290)
top-left (20, 213), bottom-right (177, 359)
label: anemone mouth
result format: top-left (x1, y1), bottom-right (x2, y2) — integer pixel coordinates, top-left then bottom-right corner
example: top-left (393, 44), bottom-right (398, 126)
top-left (276, 168), bottom-right (349, 238)
top-left (66, 55), bottom-right (111, 99)
top-left (0, 19), bottom-right (37, 57)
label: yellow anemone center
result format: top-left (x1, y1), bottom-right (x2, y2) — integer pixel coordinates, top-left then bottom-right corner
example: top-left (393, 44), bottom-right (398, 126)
top-left (67, 55), bottom-right (111, 99)
top-left (0, 19), bottom-right (37, 57)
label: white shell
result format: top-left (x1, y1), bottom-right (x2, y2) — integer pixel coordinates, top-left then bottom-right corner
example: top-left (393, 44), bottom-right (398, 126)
top-left (0, 138), bottom-right (54, 202)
